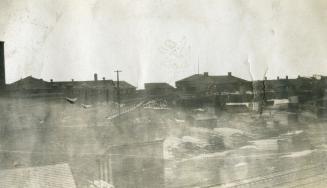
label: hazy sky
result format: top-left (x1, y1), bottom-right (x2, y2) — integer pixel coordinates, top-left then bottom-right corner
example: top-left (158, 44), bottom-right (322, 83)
top-left (1, 0), bottom-right (327, 88)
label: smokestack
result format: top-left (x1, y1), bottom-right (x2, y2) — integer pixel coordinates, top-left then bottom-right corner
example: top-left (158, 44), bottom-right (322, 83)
top-left (204, 72), bottom-right (209, 77)
top-left (277, 76), bottom-right (280, 80)
top-left (228, 72), bottom-right (232, 76)
top-left (286, 75), bottom-right (288, 80)
top-left (103, 77), bottom-right (105, 81)
top-left (0, 41), bottom-right (5, 88)
top-left (71, 79), bottom-right (74, 82)
top-left (264, 76), bottom-right (267, 80)
top-left (94, 73), bottom-right (98, 81)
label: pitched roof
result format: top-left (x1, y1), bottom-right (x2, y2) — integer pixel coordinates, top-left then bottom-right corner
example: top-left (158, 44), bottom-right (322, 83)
top-left (0, 163), bottom-right (76, 188)
top-left (8, 76), bottom-right (136, 90)
top-left (54, 80), bottom-right (136, 89)
top-left (113, 81), bottom-right (136, 89)
top-left (176, 74), bottom-right (249, 84)
top-left (52, 80), bottom-right (116, 89)
top-left (144, 82), bottom-right (175, 89)
top-left (8, 76), bottom-right (51, 89)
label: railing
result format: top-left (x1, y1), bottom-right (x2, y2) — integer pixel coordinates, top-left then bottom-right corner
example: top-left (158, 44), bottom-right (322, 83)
top-left (106, 100), bottom-right (145, 120)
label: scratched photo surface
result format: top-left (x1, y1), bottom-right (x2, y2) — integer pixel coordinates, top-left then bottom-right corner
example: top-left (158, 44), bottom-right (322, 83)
top-left (1, 0), bottom-right (327, 188)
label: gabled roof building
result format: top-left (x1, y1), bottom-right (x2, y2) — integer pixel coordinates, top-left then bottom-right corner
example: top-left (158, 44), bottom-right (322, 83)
top-left (8, 74), bottom-right (136, 91)
top-left (5, 74), bottom-right (137, 102)
top-left (144, 82), bottom-right (175, 96)
top-left (175, 72), bottom-right (252, 96)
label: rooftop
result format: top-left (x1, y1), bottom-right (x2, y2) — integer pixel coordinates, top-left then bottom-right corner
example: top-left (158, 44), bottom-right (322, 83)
top-left (0, 163), bottom-right (76, 188)
top-left (144, 82), bottom-right (175, 89)
top-left (176, 72), bottom-right (249, 84)
top-left (8, 75), bottom-right (136, 89)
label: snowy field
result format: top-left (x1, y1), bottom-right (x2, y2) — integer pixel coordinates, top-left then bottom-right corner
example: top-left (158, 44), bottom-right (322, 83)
top-left (1, 98), bottom-right (327, 187)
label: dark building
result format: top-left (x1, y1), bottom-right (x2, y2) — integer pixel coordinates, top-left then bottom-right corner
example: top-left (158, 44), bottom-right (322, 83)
top-left (262, 76), bottom-right (295, 99)
top-left (253, 75), bottom-right (316, 101)
top-left (8, 74), bottom-right (136, 91)
top-left (0, 41), bottom-right (136, 100)
top-left (5, 74), bottom-right (136, 102)
top-left (175, 72), bottom-right (252, 96)
top-left (0, 41), bottom-right (5, 89)
top-left (7, 76), bottom-right (51, 90)
top-left (144, 82), bottom-right (175, 96)
top-left (113, 80), bottom-right (137, 96)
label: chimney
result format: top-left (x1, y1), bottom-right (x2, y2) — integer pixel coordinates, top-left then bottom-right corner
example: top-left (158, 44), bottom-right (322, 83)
top-left (277, 76), bottom-right (280, 80)
top-left (298, 75), bottom-right (301, 79)
top-left (264, 76), bottom-right (267, 80)
top-left (94, 73), bottom-right (98, 81)
top-left (71, 79), bottom-right (74, 82)
top-left (103, 77), bottom-right (106, 81)
top-left (50, 79), bottom-right (53, 83)
top-left (204, 72), bottom-right (209, 77)
top-left (0, 41), bottom-right (5, 88)
top-left (286, 75), bottom-right (288, 80)
top-left (228, 72), bottom-right (232, 76)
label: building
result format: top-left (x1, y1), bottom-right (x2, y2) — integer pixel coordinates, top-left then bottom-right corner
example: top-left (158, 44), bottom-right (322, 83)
top-left (261, 76), bottom-right (297, 99)
top-left (7, 76), bottom-right (52, 90)
top-left (0, 41), bottom-right (136, 100)
top-left (175, 72), bottom-right (252, 96)
top-left (0, 163), bottom-right (76, 188)
top-left (253, 75), bottom-right (316, 101)
top-left (5, 73), bottom-right (136, 102)
top-left (144, 82), bottom-right (175, 96)
top-left (113, 80), bottom-right (137, 96)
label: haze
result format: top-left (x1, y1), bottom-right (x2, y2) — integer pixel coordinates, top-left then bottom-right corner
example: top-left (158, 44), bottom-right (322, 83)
top-left (0, 0), bottom-right (327, 88)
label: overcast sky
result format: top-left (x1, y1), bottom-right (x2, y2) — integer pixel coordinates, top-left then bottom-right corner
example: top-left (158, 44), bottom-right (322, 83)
top-left (1, 0), bottom-right (327, 88)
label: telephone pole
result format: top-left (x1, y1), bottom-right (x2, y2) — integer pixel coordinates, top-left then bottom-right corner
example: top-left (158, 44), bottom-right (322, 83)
top-left (114, 70), bottom-right (122, 117)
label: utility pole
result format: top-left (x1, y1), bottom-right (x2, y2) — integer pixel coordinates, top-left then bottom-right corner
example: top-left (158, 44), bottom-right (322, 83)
top-left (114, 70), bottom-right (122, 117)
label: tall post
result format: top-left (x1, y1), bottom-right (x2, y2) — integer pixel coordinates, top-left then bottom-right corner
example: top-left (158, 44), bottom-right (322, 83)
top-left (115, 70), bottom-right (122, 117)
top-left (96, 159), bottom-right (101, 181)
top-left (0, 41), bottom-right (5, 89)
top-left (107, 155), bottom-right (113, 185)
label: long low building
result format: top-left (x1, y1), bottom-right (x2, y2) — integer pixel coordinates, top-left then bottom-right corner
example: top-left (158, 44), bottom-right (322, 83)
top-left (3, 74), bottom-right (137, 103)
top-left (175, 72), bottom-right (253, 96)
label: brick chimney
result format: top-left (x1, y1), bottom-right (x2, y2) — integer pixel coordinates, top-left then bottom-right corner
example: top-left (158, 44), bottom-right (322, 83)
top-left (228, 72), bottom-right (232, 76)
top-left (94, 73), bottom-right (98, 81)
top-left (0, 41), bottom-right (5, 88)
top-left (204, 72), bottom-right (209, 77)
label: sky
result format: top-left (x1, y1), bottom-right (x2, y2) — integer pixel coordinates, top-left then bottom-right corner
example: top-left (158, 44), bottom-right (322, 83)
top-left (1, 0), bottom-right (327, 88)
